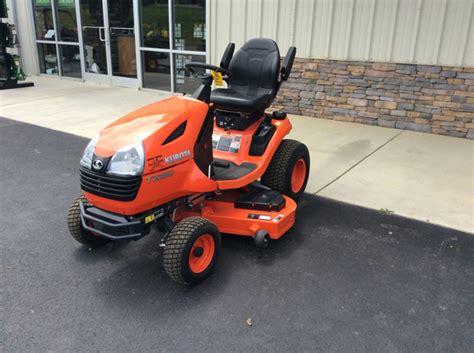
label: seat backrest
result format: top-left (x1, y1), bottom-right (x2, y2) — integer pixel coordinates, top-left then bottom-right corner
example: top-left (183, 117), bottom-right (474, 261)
top-left (228, 38), bottom-right (280, 98)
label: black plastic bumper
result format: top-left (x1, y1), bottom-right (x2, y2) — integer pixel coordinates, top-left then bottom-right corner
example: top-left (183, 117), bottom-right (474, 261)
top-left (79, 201), bottom-right (161, 240)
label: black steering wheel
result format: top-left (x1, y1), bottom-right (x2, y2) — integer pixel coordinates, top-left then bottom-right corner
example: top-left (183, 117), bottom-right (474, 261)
top-left (184, 62), bottom-right (232, 77)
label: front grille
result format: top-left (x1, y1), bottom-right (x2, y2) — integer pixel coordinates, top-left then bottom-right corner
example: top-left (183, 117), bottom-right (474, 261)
top-left (80, 167), bottom-right (141, 201)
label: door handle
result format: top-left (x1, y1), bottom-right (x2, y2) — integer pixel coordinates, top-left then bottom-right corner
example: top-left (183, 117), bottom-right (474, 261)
top-left (82, 26), bottom-right (106, 42)
top-left (99, 27), bottom-right (106, 42)
top-left (110, 27), bottom-right (134, 32)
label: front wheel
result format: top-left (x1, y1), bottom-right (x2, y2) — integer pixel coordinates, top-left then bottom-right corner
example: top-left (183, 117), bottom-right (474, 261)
top-left (163, 217), bottom-right (221, 285)
top-left (261, 139), bottom-right (310, 202)
top-left (67, 194), bottom-right (110, 247)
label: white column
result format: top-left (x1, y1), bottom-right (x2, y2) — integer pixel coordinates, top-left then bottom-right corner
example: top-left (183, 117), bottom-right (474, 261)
top-left (8, 0), bottom-right (39, 75)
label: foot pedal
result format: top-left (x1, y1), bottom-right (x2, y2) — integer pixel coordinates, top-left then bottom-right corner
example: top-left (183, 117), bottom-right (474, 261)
top-left (213, 159), bottom-right (230, 169)
top-left (235, 189), bottom-right (285, 212)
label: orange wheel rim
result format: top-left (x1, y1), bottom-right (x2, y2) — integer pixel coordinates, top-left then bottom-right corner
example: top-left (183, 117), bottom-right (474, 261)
top-left (189, 234), bottom-right (215, 274)
top-left (291, 158), bottom-right (307, 193)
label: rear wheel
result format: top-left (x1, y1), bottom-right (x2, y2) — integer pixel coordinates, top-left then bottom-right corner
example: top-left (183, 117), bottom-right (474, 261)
top-left (261, 139), bottom-right (310, 202)
top-left (67, 194), bottom-right (110, 247)
top-left (163, 217), bottom-right (221, 285)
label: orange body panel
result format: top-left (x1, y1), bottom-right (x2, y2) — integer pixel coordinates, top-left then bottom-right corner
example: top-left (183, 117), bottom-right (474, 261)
top-left (176, 194), bottom-right (296, 239)
top-left (85, 96), bottom-right (218, 215)
top-left (212, 118), bottom-right (292, 190)
top-left (84, 95), bottom-right (292, 217)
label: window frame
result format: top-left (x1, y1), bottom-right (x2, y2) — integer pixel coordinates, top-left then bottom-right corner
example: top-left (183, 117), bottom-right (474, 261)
top-left (32, 0), bottom-right (83, 79)
top-left (139, 0), bottom-right (208, 93)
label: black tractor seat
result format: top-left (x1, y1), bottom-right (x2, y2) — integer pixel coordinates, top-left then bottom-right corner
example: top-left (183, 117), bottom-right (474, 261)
top-left (211, 88), bottom-right (271, 113)
top-left (210, 38), bottom-right (286, 114)
top-left (183, 39), bottom-right (296, 177)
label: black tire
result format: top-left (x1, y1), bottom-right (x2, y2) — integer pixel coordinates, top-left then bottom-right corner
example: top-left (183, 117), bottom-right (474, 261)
top-left (254, 229), bottom-right (270, 249)
top-left (67, 194), bottom-right (110, 247)
top-left (163, 217), bottom-right (221, 286)
top-left (261, 139), bottom-right (310, 202)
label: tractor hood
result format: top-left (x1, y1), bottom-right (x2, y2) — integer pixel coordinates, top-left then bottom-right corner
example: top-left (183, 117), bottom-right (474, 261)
top-left (94, 96), bottom-right (208, 157)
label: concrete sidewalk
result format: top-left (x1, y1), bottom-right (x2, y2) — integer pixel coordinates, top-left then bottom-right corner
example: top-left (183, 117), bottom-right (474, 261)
top-left (1, 76), bottom-right (473, 233)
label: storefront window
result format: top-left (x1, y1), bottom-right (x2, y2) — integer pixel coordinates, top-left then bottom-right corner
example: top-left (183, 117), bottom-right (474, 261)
top-left (80, 0), bottom-right (104, 27)
top-left (32, 0), bottom-right (207, 89)
top-left (56, 0), bottom-right (78, 42)
top-left (140, 0), bottom-right (170, 49)
top-left (34, 0), bottom-right (55, 41)
top-left (174, 54), bottom-right (204, 94)
top-left (38, 43), bottom-right (58, 75)
top-left (173, 0), bottom-right (206, 52)
top-left (140, 0), bottom-right (207, 92)
top-left (143, 51), bottom-right (171, 91)
top-left (34, 0), bottom-right (82, 79)
top-left (59, 45), bottom-right (81, 78)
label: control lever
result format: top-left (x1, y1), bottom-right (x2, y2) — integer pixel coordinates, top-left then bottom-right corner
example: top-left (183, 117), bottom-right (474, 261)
top-left (263, 114), bottom-right (273, 125)
top-left (272, 111), bottom-right (287, 120)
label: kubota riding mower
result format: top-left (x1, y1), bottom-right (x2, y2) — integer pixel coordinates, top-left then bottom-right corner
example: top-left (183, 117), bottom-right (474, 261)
top-left (67, 38), bottom-right (310, 285)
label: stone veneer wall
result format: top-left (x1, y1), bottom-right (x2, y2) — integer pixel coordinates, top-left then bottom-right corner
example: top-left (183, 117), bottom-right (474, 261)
top-left (272, 58), bottom-right (474, 139)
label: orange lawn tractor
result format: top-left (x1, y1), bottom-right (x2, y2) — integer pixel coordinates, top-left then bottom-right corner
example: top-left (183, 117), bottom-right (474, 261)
top-left (67, 38), bottom-right (310, 285)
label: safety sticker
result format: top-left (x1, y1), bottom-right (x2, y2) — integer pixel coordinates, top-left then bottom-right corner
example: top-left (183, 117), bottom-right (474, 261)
top-left (273, 214), bottom-right (284, 222)
top-left (247, 214), bottom-right (272, 221)
top-left (230, 136), bottom-right (241, 153)
top-left (144, 209), bottom-right (164, 224)
top-left (212, 134), bottom-right (220, 149)
top-left (212, 134), bottom-right (242, 153)
top-left (144, 214), bottom-right (155, 224)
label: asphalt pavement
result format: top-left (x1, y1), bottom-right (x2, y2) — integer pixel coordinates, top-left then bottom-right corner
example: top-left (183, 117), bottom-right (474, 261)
top-left (1, 117), bottom-right (473, 353)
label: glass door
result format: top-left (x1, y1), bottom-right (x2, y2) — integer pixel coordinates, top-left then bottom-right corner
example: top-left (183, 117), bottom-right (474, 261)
top-left (107, 0), bottom-right (138, 87)
top-left (80, 0), bottom-right (108, 83)
top-left (80, 0), bottom-right (139, 87)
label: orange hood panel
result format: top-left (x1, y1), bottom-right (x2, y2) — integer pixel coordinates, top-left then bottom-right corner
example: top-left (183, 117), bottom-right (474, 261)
top-left (94, 96), bottom-right (207, 157)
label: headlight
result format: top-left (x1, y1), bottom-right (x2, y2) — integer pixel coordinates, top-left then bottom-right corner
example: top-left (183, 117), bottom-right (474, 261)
top-left (107, 142), bottom-right (145, 176)
top-left (80, 134), bottom-right (99, 169)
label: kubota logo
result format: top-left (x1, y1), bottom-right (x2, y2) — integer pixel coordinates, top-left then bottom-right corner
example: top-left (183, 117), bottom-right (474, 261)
top-left (164, 150), bottom-right (191, 164)
top-left (92, 159), bottom-right (103, 170)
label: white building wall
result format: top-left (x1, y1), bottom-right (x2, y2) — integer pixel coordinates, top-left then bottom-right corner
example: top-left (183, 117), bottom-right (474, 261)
top-left (12, 0), bottom-right (474, 76)
top-left (209, 0), bottom-right (474, 67)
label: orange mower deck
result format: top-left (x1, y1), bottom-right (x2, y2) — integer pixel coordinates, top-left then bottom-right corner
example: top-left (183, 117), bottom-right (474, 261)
top-left (176, 194), bottom-right (296, 240)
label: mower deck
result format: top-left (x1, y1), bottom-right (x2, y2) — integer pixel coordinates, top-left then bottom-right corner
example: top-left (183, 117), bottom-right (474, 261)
top-left (176, 191), bottom-right (296, 240)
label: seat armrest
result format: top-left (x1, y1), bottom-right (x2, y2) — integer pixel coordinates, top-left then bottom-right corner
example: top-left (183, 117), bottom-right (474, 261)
top-left (280, 46), bottom-right (296, 81)
top-left (220, 43), bottom-right (235, 69)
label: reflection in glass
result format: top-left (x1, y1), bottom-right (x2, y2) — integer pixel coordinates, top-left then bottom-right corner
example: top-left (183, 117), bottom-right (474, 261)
top-left (80, 0), bottom-right (108, 74)
top-left (59, 45), bottom-right (82, 78)
top-left (34, 0), bottom-right (55, 40)
top-left (80, 0), bottom-right (104, 26)
top-left (140, 0), bottom-right (170, 49)
top-left (173, 0), bottom-right (206, 51)
top-left (38, 43), bottom-right (58, 75)
top-left (174, 54), bottom-right (204, 94)
top-left (108, 0), bottom-right (136, 78)
top-left (143, 51), bottom-right (171, 91)
top-left (56, 0), bottom-right (78, 42)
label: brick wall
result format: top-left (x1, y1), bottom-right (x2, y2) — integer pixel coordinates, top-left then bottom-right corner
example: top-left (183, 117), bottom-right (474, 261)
top-left (272, 58), bottom-right (474, 139)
